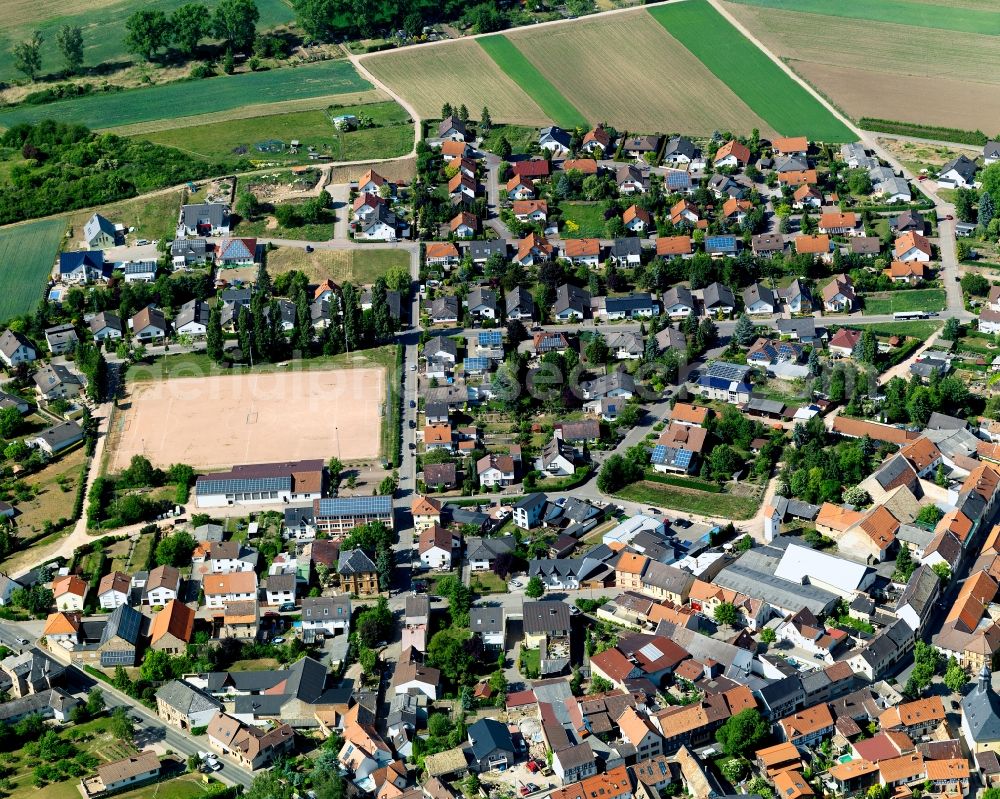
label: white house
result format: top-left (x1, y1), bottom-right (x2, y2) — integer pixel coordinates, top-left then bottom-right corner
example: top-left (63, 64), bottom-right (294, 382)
top-left (478, 454), bottom-right (516, 487)
top-left (264, 573), bottom-right (296, 607)
top-left (0, 330), bottom-right (36, 368)
top-left (300, 595), bottom-right (351, 637)
top-left (418, 524), bottom-right (455, 570)
top-left (894, 232), bottom-right (932, 263)
top-left (203, 572), bottom-right (258, 609)
top-left (145, 565), bottom-right (181, 606)
top-left (97, 572), bottom-right (130, 610)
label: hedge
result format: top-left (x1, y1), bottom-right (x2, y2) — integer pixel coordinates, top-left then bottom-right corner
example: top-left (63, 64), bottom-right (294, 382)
top-left (858, 118), bottom-right (989, 146)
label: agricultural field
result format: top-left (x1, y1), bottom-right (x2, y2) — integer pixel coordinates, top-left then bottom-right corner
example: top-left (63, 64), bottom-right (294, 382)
top-left (135, 101), bottom-right (413, 163)
top-left (721, 1), bottom-right (1000, 132)
top-left (0, 0), bottom-right (294, 85)
top-left (0, 60), bottom-right (371, 130)
top-left (0, 218), bottom-right (67, 322)
top-left (650, 1), bottom-right (854, 141)
top-left (861, 288), bottom-right (947, 315)
top-left (724, 0), bottom-right (1000, 35)
top-left (361, 39), bottom-right (550, 126)
top-left (503, 10), bottom-right (773, 135)
top-left (478, 35), bottom-right (587, 130)
top-left (267, 246), bottom-right (410, 285)
top-left (64, 190), bottom-right (184, 250)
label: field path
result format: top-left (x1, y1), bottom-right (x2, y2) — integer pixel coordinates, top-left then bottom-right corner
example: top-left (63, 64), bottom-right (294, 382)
top-left (349, 52), bottom-right (423, 156)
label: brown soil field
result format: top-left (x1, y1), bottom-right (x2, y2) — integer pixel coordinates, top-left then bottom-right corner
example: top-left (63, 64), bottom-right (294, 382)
top-left (362, 40), bottom-right (551, 125)
top-left (723, 2), bottom-right (1000, 131)
top-left (267, 247), bottom-right (409, 285)
top-left (506, 10), bottom-right (775, 135)
top-left (792, 62), bottom-right (1000, 133)
top-left (327, 157), bottom-right (416, 184)
top-left (109, 368), bottom-right (385, 471)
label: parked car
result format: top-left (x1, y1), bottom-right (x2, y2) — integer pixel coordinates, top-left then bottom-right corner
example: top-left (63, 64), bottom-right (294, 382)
top-left (409, 400), bottom-right (416, 408)
top-left (279, 602), bottom-right (296, 612)
top-left (527, 762), bottom-right (538, 774)
top-left (272, 636), bottom-right (285, 644)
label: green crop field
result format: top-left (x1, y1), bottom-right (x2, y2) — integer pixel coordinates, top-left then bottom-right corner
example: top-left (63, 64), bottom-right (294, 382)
top-left (0, 218), bottom-right (67, 322)
top-left (725, 0), bottom-right (1000, 35)
top-left (649, 1), bottom-right (855, 141)
top-left (861, 288), bottom-right (947, 315)
top-left (478, 35), bottom-right (588, 129)
top-left (0, 0), bottom-right (294, 85)
top-left (0, 60), bottom-right (371, 130)
top-left (136, 101), bottom-right (412, 162)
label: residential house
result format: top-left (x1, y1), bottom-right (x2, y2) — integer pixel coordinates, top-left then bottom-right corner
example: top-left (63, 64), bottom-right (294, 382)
top-left (582, 125), bottom-right (611, 155)
top-left (822, 274), bottom-right (857, 312)
top-left (563, 238), bottom-right (601, 268)
top-left (623, 135), bottom-right (660, 159)
top-left (156, 680), bottom-right (224, 730)
top-left (44, 324), bottom-right (78, 355)
top-left (610, 238), bottom-right (642, 267)
top-left (83, 213), bottom-right (118, 249)
top-left (27, 420), bottom-right (84, 454)
top-left (207, 712), bottom-right (294, 770)
top-left (216, 238), bottom-right (257, 266)
top-left (506, 286), bottom-right (535, 320)
top-left (664, 137), bottom-right (697, 164)
top-left (506, 176), bottom-right (536, 200)
top-left (53, 575), bottom-right (87, 611)
top-left (426, 242), bottom-right (460, 269)
top-left (178, 203), bottom-right (230, 237)
top-left (623, 205), bottom-right (651, 233)
top-left (780, 703), bottom-right (835, 747)
top-left (468, 718), bottom-right (516, 773)
top-left (89, 312), bottom-right (123, 342)
top-left (514, 493), bottom-right (548, 530)
top-left (0, 330), bottom-right (36, 368)
top-left (539, 126), bottom-right (571, 154)
top-left (820, 211), bottom-right (859, 236)
top-left (796, 234), bottom-right (833, 260)
top-left (553, 284), bottom-right (591, 321)
top-left (130, 305), bottom-right (168, 341)
top-left (450, 211), bottom-right (477, 238)
top-left (703, 282), bottom-right (736, 316)
top-left (202, 572), bottom-right (257, 609)
top-left (150, 600), bottom-right (195, 654)
top-left (779, 279), bottom-right (813, 313)
top-left (339, 549), bottom-right (379, 595)
top-left (656, 236), bottom-right (693, 261)
top-left (895, 231), bottom-right (932, 262)
top-left (514, 233), bottom-right (554, 266)
top-left (419, 524), bottom-right (456, 570)
top-left (743, 282), bottom-right (776, 314)
top-left (33, 364), bottom-right (83, 402)
top-left (97, 572), bottom-right (130, 610)
top-left (59, 251), bottom-right (111, 284)
top-left (661, 285), bottom-right (695, 318)
top-left (938, 155), bottom-right (978, 189)
top-left (438, 117), bottom-right (466, 142)
top-left (752, 233), bottom-right (785, 259)
top-left (300, 595), bottom-right (351, 637)
top-left (471, 607), bottom-right (505, 649)
top-left (714, 140), bottom-right (750, 168)
top-left (467, 286), bottom-right (498, 319)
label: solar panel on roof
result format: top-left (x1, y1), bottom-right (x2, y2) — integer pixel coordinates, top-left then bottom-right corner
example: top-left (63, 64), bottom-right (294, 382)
top-left (651, 445), bottom-right (667, 464)
top-left (197, 476), bottom-right (291, 495)
top-left (101, 650), bottom-right (135, 666)
top-left (707, 362), bottom-right (750, 382)
top-left (675, 450), bottom-right (693, 469)
top-left (706, 236), bottom-right (736, 249)
top-left (317, 496), bottom-right (392, 516)
top-left (478, 331), bottom-right (502, 346)
top-left (465, 357), bottom-right (489, 371)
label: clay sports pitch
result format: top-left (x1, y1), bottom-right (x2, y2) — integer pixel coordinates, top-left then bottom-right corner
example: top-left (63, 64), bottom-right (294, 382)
top-left (108, 367), bottom-right (386, 471)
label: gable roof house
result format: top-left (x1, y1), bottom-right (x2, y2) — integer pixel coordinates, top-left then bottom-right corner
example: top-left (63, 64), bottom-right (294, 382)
top-left (743, 282), bottom-right (776, 315)
top-left (822, 273), bottom-right (857, 312)
top-left (714, 140), bottom-right (751, 168)
top-left (150, 599), bottom-right (195, 654)
top-left (33, 363), bottom-right (83, 402)
top-left (617, 164), bottom-right (647, 195)
top-left (90, 311), bottom-right (125, 341)
top-left (59, 251), bottom-right (112, 284)
top-left (657, 235), bottom-right (693, 261)
top-left (938, 154), bottom-right (978, 189)
top-left (553, 283), bottom-right (591, 321)
top-left (468, 718), bottom-right (516, 773)
top-left (563, 238), bottom-right (601, 267)
top-left (895, 231), bottom-right (933, 263)
top-left (539, 125), bottom-right (572, 154)
top-left (0, 330), bottom-right (36, 368)
top-left (179, 202), bottom-right (230, 237)
top-left (582, 125), bottom-right (612, 155)
top-left (42, 325), bottom-right (76, 357)
top-left (130, 305), bottom-right (169, 341)
top-left (505, 286), bottom-right (535, 320)
top-left (83, 213), bottom-right (119, 249)
top-left (514, 232), bottom-right (554, 266)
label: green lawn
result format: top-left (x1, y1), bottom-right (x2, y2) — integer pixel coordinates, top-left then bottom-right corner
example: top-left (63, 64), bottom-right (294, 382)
top-left (128, 345), bottom-right (399, 382)
top-left (648, 1), bottom-right (855, 141)
top-left (470, 570), bottom-right (507, 594)
top-left (236, 207), bottom-right (337, 242)
top-left (862, 288), bottom-right (946, 314)
top-left (0, 218), bottom-right (67, 322)
top-left (0, 0), bottom-right (294, 85)
top-left (560, 202), bottom-right (608, 238)
top-left (481, 124), bottom-right (538, 155)
top-left (726, 0), bottom-right (1000, 35)
top-left (66, 190), bottom-right (183, 250)
top-left (136, 102), bottom-right (412, 163)
top-left (519, 646), bottom-right (541, 678)
top-left (846, 320), bottom-right (942, 338)
top-left (0, 60), bottom-right (371, 130)
top-left (617, 481), bottom-right (760, 520)
top-left (478, 35), bottom-right (588, 129)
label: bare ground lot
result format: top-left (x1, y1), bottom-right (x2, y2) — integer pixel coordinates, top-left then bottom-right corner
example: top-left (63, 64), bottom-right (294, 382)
top-left (109, 368), bottom-right (385, 471)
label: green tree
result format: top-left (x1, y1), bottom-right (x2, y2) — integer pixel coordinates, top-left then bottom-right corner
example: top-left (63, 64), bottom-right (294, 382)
top-left (109, 706), bottom-right (134, 742)
top-left (169, 2), bottom-right (208, 56)
top-left (155, 530), bottom-right (196, 568)
top-left (713, 602), bottom-right (738, 627)
top-left (427, 628), bottom-right (473, 686)
top-left (981, 163), bottom-right (1000, 211)
top-left (85, 688), bottom-right (105, 716)
top-left (760, 627), bottom-right (776, 645)
top-left (944, 658), bottom-right (968, 694)
top-left (480, 106), bottom-right (492, 134)
top-left (894, 544), bottom-right (916, 582)
top-left (0, 407), bottom-right (22, 439)
top-left (139, 649), bottom-right (173, 681)
top-left (212, 0), bottom-right (259, 52)
top-left (12, 31), bottom-right (44, 80)
top-left (585, 334), bottom-right (609, 364)
top-left (236, 191), bottom-right (260, 221)
top-left (525, 576), bottom-right (545, 598)
top-left (733, 313), bottom-right (755, 346)
top-left (981, 191), bottom-right (996, 229)
top-left (124, 10), bottom-right (169, 60)
top-left (857, 329), bottom-right (877, 364)
top-left (932, 562), bottom-right (952, 583)
top-left (206, 302), bottom-right (224, 362)
top-left (715, 708), bottom-right (768, 758)
top-left (960, 273), bottom-right (990, 297)
top-left (55, 25), bottom-right (84, 74)
top-left (847, 169), bottom-right (872, 195)
top-left (291, 0), bottom-right (341, 41)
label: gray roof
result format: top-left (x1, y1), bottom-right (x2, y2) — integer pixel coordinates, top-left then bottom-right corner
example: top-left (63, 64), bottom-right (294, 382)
top-left (580, 369), bottom-right (636, 398)
top-left (0, 330), bottom-right (32, 359)
top-left (0, 688), bottom-right (80, 722)
top-left (554, 284), bottom-right (591, 316)
top-left (642, 561), bottom-right (694, 595)
top-left (155, 679), bottom-right (224, 716)
top-left (338, 548), bottom-right (376, 575)
top-left (662, 285), bottom-right (694, 309)
top-left (941, 154), bottom-right (977, 182)
top-left (505, 286), bottom-right (534, 316)
top-left (423, 336), bottom-right (458, 361)
top-left (90, 311), bottom-right (123, 335)
top-left (611, 238), bottom-right (642, 259)
top-left (469, 718), bottom-right (514, 761)
top-left (664, 136), bottom-right (696, 159)
top-left (171, 238), bottom-right (207, 257)
top-left (33, 420), bottom-right (84, 450)
top-left (468, 286), bottom-right (497, 312)
top-left (522, 600), bottom-right (571, 634)
top-left (33, 363), bottom-right (82, 392)
top-left (471, 606), bottom-right (504, 636)
top-left (406, 594), bottom-right (430, 619)
top-left (895, 564), bottom-right (938, 618)
top-left (428, 295), bottom-right (459, 320)
top-left (714, 546), bottom-right (838, 615)
top-left (466, 535), bottom-right (515, 561)
top-left (963, 667), bottom-right (1000, 743)
top-left (301, 594), bottom-right (351, 621)
top-left (743, 282), bottom-right (775, 309)
top-left (266, 572), bottom-right (296, 592)
top-left (986, 141), bottom-right (1000, 159)
top-left (102, 604), bottom-right (143, 646)
top-left (180, 202), bottom-right (228, 229)
top-left (84, 213), bottom-right (116, 242)
top-left (175, 299), bottom-right (210, 329)
top-left (469, 240), bottom-right (507, 261)
top-left (927, 412), bottom-right (968, 431)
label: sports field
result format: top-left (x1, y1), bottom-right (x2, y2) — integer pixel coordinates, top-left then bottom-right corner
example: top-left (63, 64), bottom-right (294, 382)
top-left (109, 368), bottom-right (385, 471)
top-left (478, 35), bottom-right (587, 130)
top-left (724, 0), bottom-right (1000, 35)
top-left (135, 101), bottom-right (412, 162)
top-left (362, 40), bottom-right (550, 126)
top-left (0, 218), bottom-right (66, 322)
top-left (0, 0), bottom-right (294, 84)
top-left (723, 1), bottom-right (1000, 132)
top-left (503, 10), bottom-right (773, 135)
top-left (649, 1), bottom-right (854, 141)
top-left (0, 60), bottom-right (370, 130)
